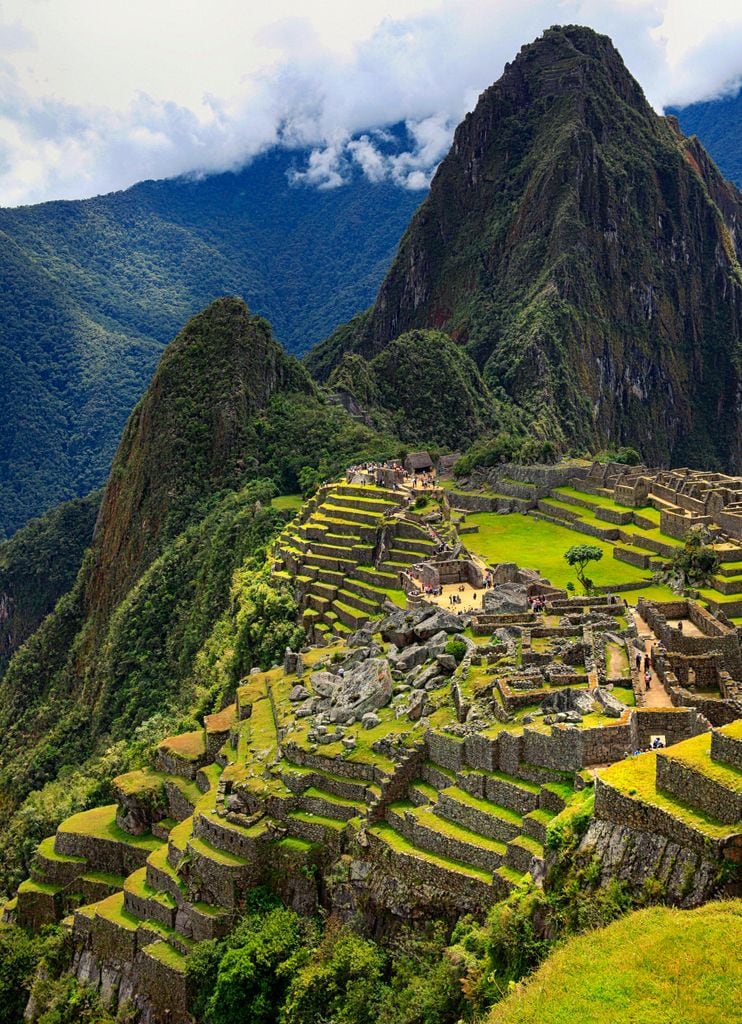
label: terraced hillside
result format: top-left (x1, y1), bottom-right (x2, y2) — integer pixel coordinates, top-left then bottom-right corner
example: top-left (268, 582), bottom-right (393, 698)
top-left (273, 482), bottom-right (437, 637)
top-left (539, 479), bottom-right (742, 617)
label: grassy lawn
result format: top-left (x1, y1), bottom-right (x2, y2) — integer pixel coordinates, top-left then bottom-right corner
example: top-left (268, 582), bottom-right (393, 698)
top-left (58, 806), bottom-right (162, 849)
top-left (464, 513), bottom-right (675, 600)
top-left (271, 494), bottom-right (304, 511)
top-left (489, 901), bottom-right (742, 1024)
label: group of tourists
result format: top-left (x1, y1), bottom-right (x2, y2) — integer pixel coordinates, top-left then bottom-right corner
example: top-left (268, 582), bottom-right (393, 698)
top-left (635, 649), bottom-right (655, 689)
top-left (529, 594), bottom-right (548, 612)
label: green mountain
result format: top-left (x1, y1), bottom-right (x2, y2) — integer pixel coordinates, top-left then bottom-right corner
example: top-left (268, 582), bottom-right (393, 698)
top-left (0, 298), bottom-right (394, 859)
top-left (308, 26), bottom-right (742, 471)
top-left (672, 88), bottom-right (742, 189)
top-left (0, 491), bottom-right (100, 675)
top-left (0, 143), bottom-right (421, 538)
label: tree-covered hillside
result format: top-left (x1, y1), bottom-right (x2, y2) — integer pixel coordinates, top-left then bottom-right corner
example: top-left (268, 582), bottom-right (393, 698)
top-left (0, 134), bottom-right (422, 537)
top-left (672, 88), bottom-right (742, 189)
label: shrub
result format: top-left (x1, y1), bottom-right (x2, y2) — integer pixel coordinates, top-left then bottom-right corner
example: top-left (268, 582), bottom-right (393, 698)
top-left (445, 639), bottom-right (467, 664)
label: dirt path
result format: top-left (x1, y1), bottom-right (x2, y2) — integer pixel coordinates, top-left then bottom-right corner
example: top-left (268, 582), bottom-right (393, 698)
top-left (630, 609), bottom-right (674, 708)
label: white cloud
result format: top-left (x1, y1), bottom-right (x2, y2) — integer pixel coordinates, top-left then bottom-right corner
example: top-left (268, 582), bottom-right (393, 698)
top-left (0, 0), bottom-right (740, 206)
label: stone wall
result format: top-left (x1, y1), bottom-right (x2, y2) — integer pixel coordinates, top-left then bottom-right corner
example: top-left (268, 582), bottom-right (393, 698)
top-left (426, 731), bottom-right (466, 773)
top-left (594, 776), bottom-right (725, 856)
top-left (656, 753), bottom-right (742, 824)
top-left (711, 728), bottom-right (742, 770)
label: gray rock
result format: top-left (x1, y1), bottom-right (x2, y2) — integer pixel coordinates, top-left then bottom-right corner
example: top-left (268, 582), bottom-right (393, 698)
top-left (348, 628), bottom-right (374, 648)
top-left (362, 712), bottom-right (381, 729)
top-left (295, 700), bottom-right (315, 718)
top-left (406, 688), bottom-right (427, 721)
top-left (541, 687), bottom-right (596, 717)
top-left (482, 582), bottom-right (529, 614)
top-left (388, 643), bottom-right (429, 673)
top-left (435, 653), bottom-right (458, 674)
top-left (289, 684), bottom-right (310, 702)
top-left (310, 671), bottom-right (336, 697)
top-left (594, 686), bottom-right (625, 718)
top-left (413, 609), bottom-right (465, 640)
top-left (327, 658), bottom-right (393, 724)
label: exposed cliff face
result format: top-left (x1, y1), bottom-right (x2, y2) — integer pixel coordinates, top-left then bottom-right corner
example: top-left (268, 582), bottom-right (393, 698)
top-left (308, 25), bottom-right (742, 468)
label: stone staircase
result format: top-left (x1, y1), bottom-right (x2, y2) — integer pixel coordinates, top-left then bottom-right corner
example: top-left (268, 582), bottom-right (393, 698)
top-left (273, 483), bottom-right (436, 638)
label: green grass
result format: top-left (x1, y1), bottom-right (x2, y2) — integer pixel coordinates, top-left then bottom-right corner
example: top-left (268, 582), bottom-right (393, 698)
top-left (488, 901), bottom-right (742, 1024)
top-left (440, 785), bottom-right (523, 825)
top-left (553, 486), bottom-right (636, 511)
top-left (18, 878), bottom-right (61, 896)
top-left (659, 733), bottom-right (742, 795)
top-left (142, 939), bottom-right (187, 972)
top-left (288, 810), bottom-right (347, 831)
top-left (58, 806), bottom-right (162, 850)
top-left (91, 891), bottom-right (139, 930)
top-left (463, 513), bottom-right (672, 599)
top-left (113, 768), bottom-right (168, 797)
top-left (369, 822), bottom-right (491, 883)
top-left (600, 753), bottom-right (737, 838)
top-left (34, 836), bottom-right (86, 863)
top-left (158, 730), bottom-right (206, 761)
top-left (271, 494), bottom-right (304, 511)
top-left (609, 685), bottom-right (636, 707)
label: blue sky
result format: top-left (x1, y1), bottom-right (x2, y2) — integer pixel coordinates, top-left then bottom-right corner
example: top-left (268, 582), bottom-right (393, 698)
top-left (0, 0), bottom-right (741, 206)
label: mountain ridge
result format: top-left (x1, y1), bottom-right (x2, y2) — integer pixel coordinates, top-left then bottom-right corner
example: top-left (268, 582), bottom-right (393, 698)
top-left (308, 25), bottom-right (742, 470)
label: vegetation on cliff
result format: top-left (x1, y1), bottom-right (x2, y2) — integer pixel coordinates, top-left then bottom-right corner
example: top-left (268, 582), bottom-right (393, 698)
top-left (308, 25), bottom-right (742, 471)
top-left (0, 299), bottom-right (396, 892)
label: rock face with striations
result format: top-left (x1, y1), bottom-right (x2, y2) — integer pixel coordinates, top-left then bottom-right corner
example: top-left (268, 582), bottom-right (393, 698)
top-left (309, 25), bottom-right (742, 470)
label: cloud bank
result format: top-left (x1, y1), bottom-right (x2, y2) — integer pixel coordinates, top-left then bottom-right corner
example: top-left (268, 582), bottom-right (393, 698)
top-left (0, 0), bottom-right (741, 207)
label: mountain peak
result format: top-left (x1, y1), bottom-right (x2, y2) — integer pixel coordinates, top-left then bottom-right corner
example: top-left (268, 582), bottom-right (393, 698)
top-left (308, 29), bottom-right (742, 472)
top-left (83, 297), bottom-right (311, 621)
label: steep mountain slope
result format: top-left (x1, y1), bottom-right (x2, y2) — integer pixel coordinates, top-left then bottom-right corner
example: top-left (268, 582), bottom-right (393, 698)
top-left (0, 140), bottom-right (422, 537)
top-left (672, 88), bottom-right (742, 189)
top-left (308, 26), bottom-right (742, 471)
top-left (0, 298), bottom-right (394, 833)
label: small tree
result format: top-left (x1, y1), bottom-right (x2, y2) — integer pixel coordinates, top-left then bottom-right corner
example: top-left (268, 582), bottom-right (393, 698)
top-left (564, 544), bottom-right (603, 594)
top-left (656, 527), bottom-right (720, 594)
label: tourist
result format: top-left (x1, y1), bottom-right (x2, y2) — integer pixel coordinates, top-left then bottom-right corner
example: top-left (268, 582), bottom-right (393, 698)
top-left (644, 670), bottom-right (651, 689)
top-left (678, 621), bottom-right (683, 632)
top-left (635, 652), bottom-right (642, 670)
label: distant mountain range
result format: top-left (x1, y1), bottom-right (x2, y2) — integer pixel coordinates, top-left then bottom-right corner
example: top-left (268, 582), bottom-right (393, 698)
top-left (0, 134), bottom-right (422, 536)
top-left (671, 88), bottom-right (742, 189)
top-left (1, 70), bottom-right (741, 537)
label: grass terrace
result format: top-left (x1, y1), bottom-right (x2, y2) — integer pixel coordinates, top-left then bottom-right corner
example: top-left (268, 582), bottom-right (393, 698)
top-left (599, 753), bottom-right (736, 839)
top-left (58, 806), bottom-right (162, 850)
top-left (464, 512), bottom-right (675, 599)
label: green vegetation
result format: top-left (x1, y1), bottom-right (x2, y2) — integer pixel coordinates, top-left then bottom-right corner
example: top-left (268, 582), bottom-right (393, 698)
top-left (0, 149), bottom-right (422, 537)
top-left (0, 491), bottom-right (99, 676)
top-left (463, 513), bottom-right (673, 596)
top-left (489, 901), bottom-right (742, 1024)
top-left (656, 527), bottom-right (721, 593)
top-left (563, 544), bottom-right (603, 594)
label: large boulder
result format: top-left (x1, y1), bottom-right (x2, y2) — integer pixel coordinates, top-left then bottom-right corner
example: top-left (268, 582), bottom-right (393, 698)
top-left (388, 643), bottom-right (430, 673)
top-left (328, 658), bottom-right (393, 725)
top-left (310, 671), bottom-right (336, 697)
top-left (413, 610), bottom-right (466, 640)
top-left (594, 687), bottom-right (626, 718)
top-left (541, 687), bottom-right (596, 717)
top-left (482, 583), bottom-right (529, 614)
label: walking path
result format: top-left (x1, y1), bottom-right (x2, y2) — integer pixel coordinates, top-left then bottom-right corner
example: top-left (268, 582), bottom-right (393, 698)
top-left (630, 608), bottom-right (673, 708)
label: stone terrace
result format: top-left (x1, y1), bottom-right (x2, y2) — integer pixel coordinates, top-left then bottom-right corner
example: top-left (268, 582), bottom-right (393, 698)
top-left (272, 482), bottom-right (438, 639)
